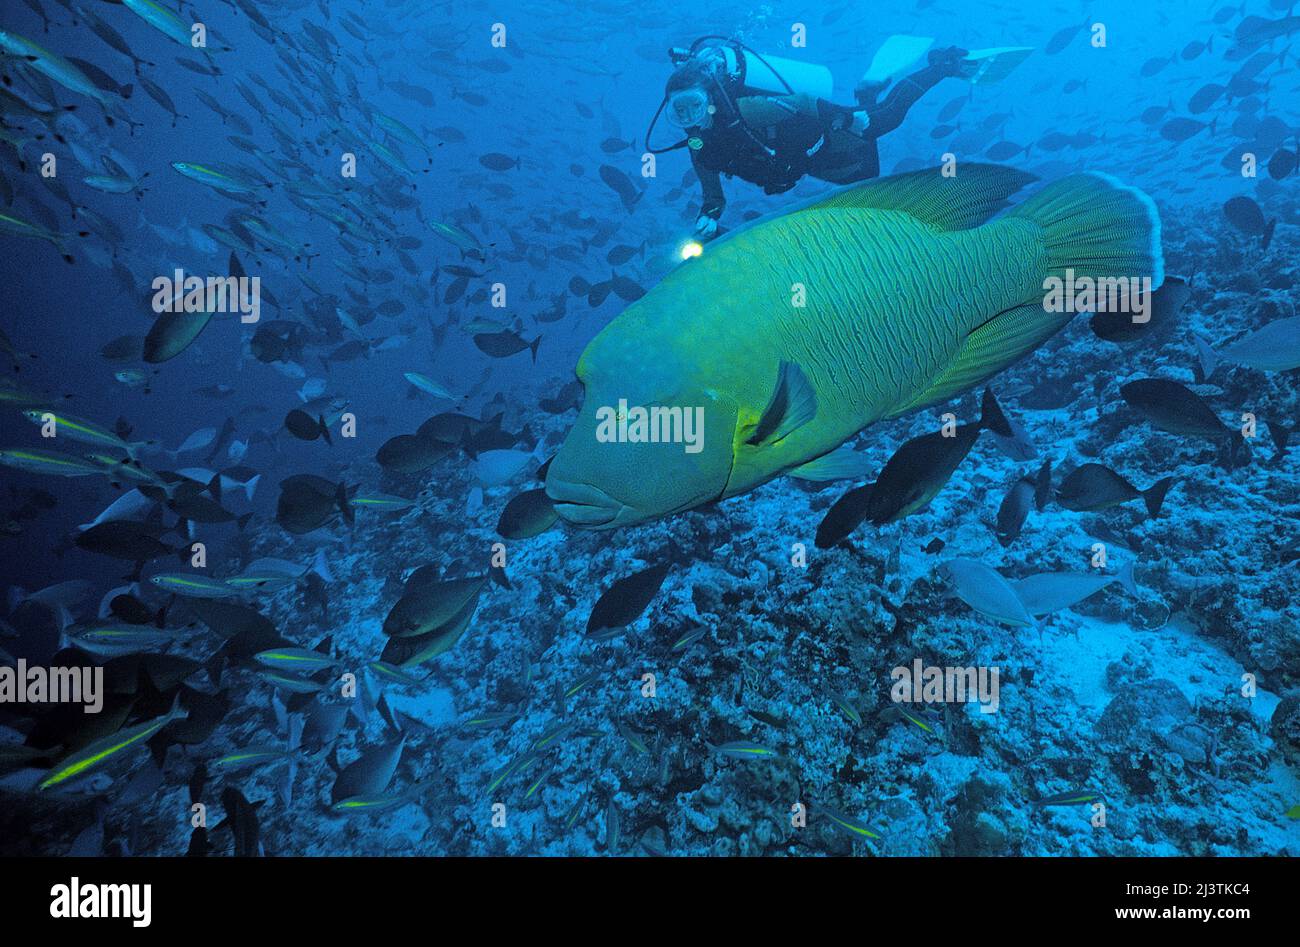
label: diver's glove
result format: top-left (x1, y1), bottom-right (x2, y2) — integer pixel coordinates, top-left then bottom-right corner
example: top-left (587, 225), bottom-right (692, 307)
top-left (928, 45), bottom-right (975, 78)
top-left (694, 215), bottom-right (720, 240)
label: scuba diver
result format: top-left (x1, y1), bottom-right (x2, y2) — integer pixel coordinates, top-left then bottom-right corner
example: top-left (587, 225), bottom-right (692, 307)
top-left (648, 36), bottom-right (1007, 240)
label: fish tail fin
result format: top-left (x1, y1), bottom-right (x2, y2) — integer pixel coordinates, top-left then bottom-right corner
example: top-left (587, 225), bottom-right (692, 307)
top-left (1008, 172), bottom-right (1164, 291)
top-left (319, 415), bottom-right (333, 447)
top-left (1142, 476), bottom-right (1174, 517)
top-left (1117, 559), bottom-right (1139, 598)
top-left (529, 336), bottom-right (542, 363)
top-left (979, 387), bottom-right (1013, 437)
top-left (337, 482), bottom-right (354, 524)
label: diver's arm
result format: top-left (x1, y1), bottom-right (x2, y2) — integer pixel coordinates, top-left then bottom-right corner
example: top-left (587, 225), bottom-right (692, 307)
top-left (693, 154), bottom-right (725, 230)
top-left (864, 46), bottom-right (969, 139)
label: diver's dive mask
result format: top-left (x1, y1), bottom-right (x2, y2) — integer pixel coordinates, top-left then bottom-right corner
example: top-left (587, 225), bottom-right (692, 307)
top-left (666, 87), bottom-right (712, 129)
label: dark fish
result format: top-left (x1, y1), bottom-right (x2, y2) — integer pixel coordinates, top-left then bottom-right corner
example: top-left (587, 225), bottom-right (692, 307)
top-left (473, 329), bottom-right (540, 361)
top-left (984, 140), bottom-right (1026, 161)
top-left (217, 788), bottom-right (263, 857)
top-left (1090, 276), bottom-right (1190, 343)
top-left (1160, 117), bottom-right (1212, 142)
top-left (1056, 463), bottom-right (1174, 517)
top-left (600, 137), bottom-right (635, 153)
top-left (995, 477), bottom-right (1034, 546)
top-left (384, 569), bottom-right (486, 639)
top-left (814, 483), bottom-right (873, 549)
top-left (1045, 22), bottom-right (1083, 55)
top-left (1267, 148), bottom-right (1297, 180)
top-left (868, 389), bottom-right (1010, 524)
top-left (376, 434), bottom-right (450, 473)
top-left (275, 474), bottom-right (353, 534)
top-left (1222, 196), bottom-right (1273, 248)
top-left (1120, 378), bottom-right (1240, 447)
top-left (609, 273), bottom-right (646, 302)
top-left (329, 737), bottom-right (404, 804)
top-left (75, 521), bottom-right (177, 563)
top-left (1187, 83), bottom-right (1225, 114)
top-left (1139, 102), bottom-right (1172, 125)
top-left (586, 562), bottom-right (671, 636)
top-left (497, 488), bottom-right (557, 539)
top-left (284, 409), bottom-right (332, 445)
top-left (936, 95), bottom-right (966, 123)
top-left (1140, 56), bottom-right (1170, 76)
top-left (598, 164), bottom-right (642, 213)
top-left (478, 153), bottom-right (520, 172)
top-left (606, 243), bottom-right (643, 265)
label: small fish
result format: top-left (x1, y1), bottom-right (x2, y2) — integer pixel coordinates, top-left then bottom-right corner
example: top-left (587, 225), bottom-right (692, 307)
top-left (669, 625), bottom-right (708, 652)
top-left (939, 558), bottom-right (1035, 627)
top-left (705, 740), bottom-right (782, 760)
top-left (149, 572), bottom-right (244, 599)
top-left (39, 696), bottom-right (185, 791)
top-left (257, 670), bottom-right (325, 694)
top-left (463, 709), bottom-right (519, 729)
top-left (403, 373), bottom-right (454, 399)
top-left (586, 561), bottom-right (670, 636)
top-left (816, 802), bottom-right (882, 839)
top-left (1056, 463), bottom-right (1174, 517)
top-left (0, 448), bottom-right (103, 478)
top-left (254, 647), bottom-right (336, 673)
top-left (478, 153), bottom-right (520, 171)
top-left (1032, 789), bottom-right (1104, 807)
top-left (496, 488), bottom-right (557, 540)
top-left (830, 693), bottom-right (862, 727)
top-left (367, 661), bottom-right (424, 687)
top-left (210, 746), bottom-right (295, 773)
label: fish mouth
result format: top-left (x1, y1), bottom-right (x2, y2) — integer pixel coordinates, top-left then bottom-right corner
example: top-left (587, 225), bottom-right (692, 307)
top-left (545, 479), bottom-right (628, 529)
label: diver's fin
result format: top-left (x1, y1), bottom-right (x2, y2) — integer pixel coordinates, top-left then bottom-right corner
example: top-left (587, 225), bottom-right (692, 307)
top-left (746, 361), bottom-right (817, 447)
top-left (788, 446), bottom-right (871, 482)
top-left (887, 303), bottom-right (1071, 417)
top-left (861, 35), bottom-right (934, 84)
top-left (799, 164), bottom-right (1038, 230)
top-left (963, 46), bottom-right (1035, 84)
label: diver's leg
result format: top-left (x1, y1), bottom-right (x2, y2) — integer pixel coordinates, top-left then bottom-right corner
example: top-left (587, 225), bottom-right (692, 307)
top-left (865, 47), bottom-right (969, 138)
top-left (809, 135), bottom-right (880, 184)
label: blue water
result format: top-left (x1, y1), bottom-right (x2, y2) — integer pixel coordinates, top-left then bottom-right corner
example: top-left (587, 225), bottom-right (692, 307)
top-left (0, 0), bottom-right (1297, 856)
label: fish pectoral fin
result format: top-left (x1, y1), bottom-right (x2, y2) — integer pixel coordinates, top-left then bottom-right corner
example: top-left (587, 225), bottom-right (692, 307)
top-left (797, 163), bottom-right (1037, 230)
top-left (887, 303), bottom-right (1069, 418)
top-left (789, 446), bottom-right (871, 482)
top-left (745, 361), bottom-right (817, 448)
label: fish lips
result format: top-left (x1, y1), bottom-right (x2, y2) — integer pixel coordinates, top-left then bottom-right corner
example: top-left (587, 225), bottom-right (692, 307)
top-left (544, 478), bottom-right (626, 528)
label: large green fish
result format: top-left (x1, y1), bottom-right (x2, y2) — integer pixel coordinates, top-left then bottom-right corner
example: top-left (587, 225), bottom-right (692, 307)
top-left (545, 165), bottom-right (1163, 528)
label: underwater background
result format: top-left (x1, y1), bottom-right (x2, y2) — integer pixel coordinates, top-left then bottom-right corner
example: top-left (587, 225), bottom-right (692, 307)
top-left (0, 0), bottom-right (1298, 857)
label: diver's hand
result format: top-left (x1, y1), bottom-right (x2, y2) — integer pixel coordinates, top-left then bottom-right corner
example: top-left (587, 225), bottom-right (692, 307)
top-left (929, 45), bottom-right (975, 78)
top-left (694, 215), bottom-right (719, 240)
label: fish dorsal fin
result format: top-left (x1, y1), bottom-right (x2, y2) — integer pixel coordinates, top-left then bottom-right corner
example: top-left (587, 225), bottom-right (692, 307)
top-left (746, 361), bottom-right (817, 447)
top-left (797, 164), bottom-right (1038, 231)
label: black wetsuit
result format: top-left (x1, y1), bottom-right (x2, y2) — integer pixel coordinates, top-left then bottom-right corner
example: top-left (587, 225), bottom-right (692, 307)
top-left (691, 60), bottom-right (956, 223)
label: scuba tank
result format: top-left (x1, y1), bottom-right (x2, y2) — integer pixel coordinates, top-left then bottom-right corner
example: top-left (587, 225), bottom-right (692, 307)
top-left (648, 36), bottom-right (834, 153)
top-left (714, 45), bottom-right (833, 99)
